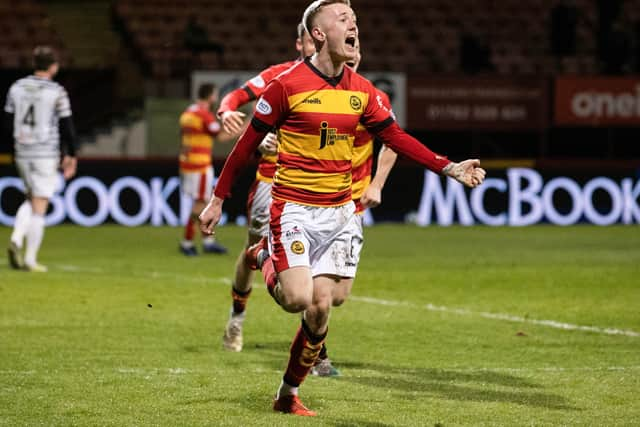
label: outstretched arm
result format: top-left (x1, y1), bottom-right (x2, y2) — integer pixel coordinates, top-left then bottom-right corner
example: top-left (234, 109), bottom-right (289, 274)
top-left (360, 145), bottom-right (397, 208)
top-left (374, 122), bottom-right (485, 188)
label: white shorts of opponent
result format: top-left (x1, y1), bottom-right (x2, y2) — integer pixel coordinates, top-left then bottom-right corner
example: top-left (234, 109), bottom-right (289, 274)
top-left (180, 166), bottom-right (213, 201)
top-left (15, 157), bottom-right (61, 199)
top-left (269, 199), bottom-right (364, 278)
top-left (246, 180), bottom-right (272, 237)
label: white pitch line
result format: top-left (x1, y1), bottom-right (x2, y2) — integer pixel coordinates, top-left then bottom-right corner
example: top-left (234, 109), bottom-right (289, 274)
top-left (46, 265), bottom-right (640, 338)
top-left (350, 296), bottom-right (640, 338)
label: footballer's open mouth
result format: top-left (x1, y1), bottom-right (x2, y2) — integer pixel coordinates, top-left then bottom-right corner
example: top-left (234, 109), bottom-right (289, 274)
top-left (345, 36), bottom-right (356, 48)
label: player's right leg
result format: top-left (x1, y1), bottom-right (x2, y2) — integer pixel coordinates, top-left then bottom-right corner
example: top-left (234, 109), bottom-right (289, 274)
top-left (23, 196), bottom-right (49, 272)
top-left (15, 158), bottom-right (57, 272)
top-left (222, 232), bottom-right (260, 352)
top-left (223, 180), bottom-right (271, 351)
top-left (8, 199), bottom-right (32, 269)
top-left (179, 172), bottom-right (199, 256)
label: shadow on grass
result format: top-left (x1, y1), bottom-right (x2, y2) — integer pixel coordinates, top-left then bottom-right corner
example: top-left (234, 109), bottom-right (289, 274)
top-left (338, 361), bottom-right (537, 388)
top-left (337, 361), bottom-right (577, 411)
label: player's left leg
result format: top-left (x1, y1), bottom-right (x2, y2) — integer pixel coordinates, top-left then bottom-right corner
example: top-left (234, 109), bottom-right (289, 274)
top-left (200, 167), bottom-right (226, 254)
top-left (273, 275), bottom-right (334, 416)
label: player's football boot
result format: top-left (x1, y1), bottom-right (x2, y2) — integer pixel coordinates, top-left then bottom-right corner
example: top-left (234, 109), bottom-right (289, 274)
top-left (179, 244), bottom-right (198, 256)
top-left (310, 357), bottom-right (341, 377)
top-left (244, 236), bottom-right (268, 270)
top-left (222, 315), bottom-right (243, 352)
top-left (23, 262), bottom-right (48, 273)
top-left (202, 241), bottom-right (228, 254)
top-left (272, 394), bottom-right (317, 416)
top-left (7, 241), bottom-right (24, 270)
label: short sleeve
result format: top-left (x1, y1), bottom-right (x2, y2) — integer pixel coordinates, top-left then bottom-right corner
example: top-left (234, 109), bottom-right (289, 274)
top-left (251, 79), bottom-right (289, 130)
top-left (55, 88), bottom-right (72, 118)
top-left (4, 86), bottom-right (15, 113)
top-left (242, 70), bottom-right (270, 100)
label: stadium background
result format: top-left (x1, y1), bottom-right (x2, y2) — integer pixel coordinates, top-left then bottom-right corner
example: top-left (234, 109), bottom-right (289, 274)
top-left (1, 0), bottom-right (640, 224)
top-left (1, 2), bottom-right (639, 426)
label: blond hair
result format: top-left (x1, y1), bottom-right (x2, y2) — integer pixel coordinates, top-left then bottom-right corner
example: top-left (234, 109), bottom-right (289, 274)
top-left (302, 0), bottom-right (351, 35)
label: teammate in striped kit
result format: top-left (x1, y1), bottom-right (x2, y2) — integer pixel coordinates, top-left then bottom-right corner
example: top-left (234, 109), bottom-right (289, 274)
top-left (218, 23), bottom-right (316, 352)
top-left (201, 0), bottom-right (485, 416)
top-left (4, 46), bottom-right (77, 272)
top-left (179, 83), bottom-right (233, 256)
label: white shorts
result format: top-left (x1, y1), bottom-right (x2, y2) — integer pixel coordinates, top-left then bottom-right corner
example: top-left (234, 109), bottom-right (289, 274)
top-left (269, 199), bottom-right (363, 278)
top-left (247, 180), bottom-right (272, 237)
top-left (180, 167), bottom-right (213, 201)
top-left (15, 157), bottom-right (61, 199)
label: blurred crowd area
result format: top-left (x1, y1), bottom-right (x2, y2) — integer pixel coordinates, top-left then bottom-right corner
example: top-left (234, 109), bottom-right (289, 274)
top-left (2, 0), bottom-right (640, 76)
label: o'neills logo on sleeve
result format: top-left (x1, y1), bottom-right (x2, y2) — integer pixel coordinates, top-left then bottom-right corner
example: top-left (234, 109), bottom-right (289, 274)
top-left (555, 77), bottom-right (640, 126)
top-left (256, 98), bottom-right (272, 115)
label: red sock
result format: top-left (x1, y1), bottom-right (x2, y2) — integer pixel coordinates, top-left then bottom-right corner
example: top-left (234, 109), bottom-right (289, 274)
top-left (231, 286), bottom-right (252, 314)
top-left (262, 255), bottom-right (278, 295)
top-left (283, 320), bottom-right (326, 387)
top-left (184, 217), bottom-right (195, 241)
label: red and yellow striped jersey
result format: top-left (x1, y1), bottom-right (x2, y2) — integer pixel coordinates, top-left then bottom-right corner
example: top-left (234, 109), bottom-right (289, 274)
top-left (179, 103), bottom-right (221, 173)
top-left (351, 89), bottom-right (392, 213)
top-left (251, 59), bottom-right (394, 206)
top-left (218, 60), bottom-right (299, 183)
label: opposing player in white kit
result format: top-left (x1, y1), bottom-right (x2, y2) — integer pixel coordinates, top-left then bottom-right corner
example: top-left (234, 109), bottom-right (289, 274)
top-left (4, 46), bottom-right (77, 272)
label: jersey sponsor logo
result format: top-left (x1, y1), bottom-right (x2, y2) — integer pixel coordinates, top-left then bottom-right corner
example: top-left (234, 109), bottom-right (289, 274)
top-left (302, 97), bottom-right (321, 104)
top-left (285, 225), bottom-right (302, 239)
top-left (290, 240), bottom-right (305, 254)
top-left (350, 95), bottom-right (362, 111)
top-left (249, 75), bottom-right (266, 88)
top-left (319, 121), bottom-right (349, 149)
top-left (256, 98), bottom-right (272, 115)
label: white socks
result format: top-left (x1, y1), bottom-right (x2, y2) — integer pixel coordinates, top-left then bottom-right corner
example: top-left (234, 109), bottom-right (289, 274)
top-left (10, 201), bottom-right (32, 247)
top-left (24, 214), bottom-right (45, 266)
top-left (203, 235), bottom-right (216, 245)
top-left (276, 380), bottom-right (298, 399)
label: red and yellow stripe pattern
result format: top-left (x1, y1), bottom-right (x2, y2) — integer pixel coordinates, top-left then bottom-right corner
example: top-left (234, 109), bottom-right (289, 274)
top-left (179, 106), bottom-right (215, 173)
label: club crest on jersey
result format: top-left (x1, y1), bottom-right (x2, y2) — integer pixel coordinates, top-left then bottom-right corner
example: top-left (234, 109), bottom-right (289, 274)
top-left (350, 95), bottom-right (362, 111)
top-left (256, 98), bottom-right (272, 115)
top-left (291, 240), bottom-right (305, 255)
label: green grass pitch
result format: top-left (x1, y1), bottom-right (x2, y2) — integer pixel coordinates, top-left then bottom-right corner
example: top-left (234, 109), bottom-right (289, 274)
top-left (1, 224), bottom-right (639, 426)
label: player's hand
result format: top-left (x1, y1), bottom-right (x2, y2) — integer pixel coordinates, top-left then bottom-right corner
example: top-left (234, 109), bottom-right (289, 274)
top-left (442, 159), bottom-right (486, 188)
top-left (220, 110), bottom-right (246, 135)
top-left (258, 132), bottom-right (277, 155)
top-left (199, 196), bottom-right (224, 235)
top-left (61, 155), bottom-right (77, 180)
top-left (361, 184), bottom-right (382, 208)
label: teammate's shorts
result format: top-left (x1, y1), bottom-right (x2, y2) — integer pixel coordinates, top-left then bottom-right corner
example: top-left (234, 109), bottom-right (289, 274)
top-left (180, 167), bottom-right (213, 201)
top-left (15, 157), bottom-right (60, 198)
top-left (246, 180), bottom-right (272, 237)
top-left (269, 199), bottom-right (363, 278)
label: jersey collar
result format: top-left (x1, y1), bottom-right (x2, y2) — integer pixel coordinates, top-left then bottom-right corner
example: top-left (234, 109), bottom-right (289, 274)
top-left (304, 57), bottom-right (345, 88)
